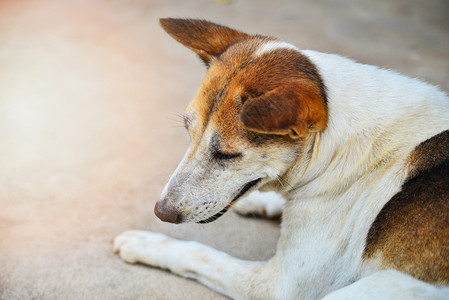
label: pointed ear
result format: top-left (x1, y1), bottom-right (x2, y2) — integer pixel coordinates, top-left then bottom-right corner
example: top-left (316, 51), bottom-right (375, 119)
top-left (159, 18), bottom-right (249, 66)
top-left (240, 80), bottom-right (327, 139)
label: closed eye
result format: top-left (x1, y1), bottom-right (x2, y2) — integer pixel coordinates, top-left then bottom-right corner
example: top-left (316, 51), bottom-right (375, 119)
top-left (210, 131), bottom-right (242, 161)
top-left (213, 151), bottom-right (242, 160)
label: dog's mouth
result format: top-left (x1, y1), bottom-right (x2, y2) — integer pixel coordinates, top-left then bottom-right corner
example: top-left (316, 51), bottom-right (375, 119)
top-left (197, 178), bottom-right (262, 224)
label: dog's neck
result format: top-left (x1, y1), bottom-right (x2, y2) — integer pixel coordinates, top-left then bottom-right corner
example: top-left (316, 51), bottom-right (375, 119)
top-left (274, 50), bottom-right (449, 203)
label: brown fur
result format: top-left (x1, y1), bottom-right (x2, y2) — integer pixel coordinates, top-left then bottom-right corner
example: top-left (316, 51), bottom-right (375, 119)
top-left (364, 130), bottom-right (449, 284)
top-left (240, 79), bottom-right (326, 138)
top-left (407, 130), bottom-right (449, 180)
top-left (159, 18), bottom-right (249, 65)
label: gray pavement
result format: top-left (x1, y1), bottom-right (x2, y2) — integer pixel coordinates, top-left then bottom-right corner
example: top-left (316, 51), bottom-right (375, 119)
top-left (0, 0), bottom-right (448, 299)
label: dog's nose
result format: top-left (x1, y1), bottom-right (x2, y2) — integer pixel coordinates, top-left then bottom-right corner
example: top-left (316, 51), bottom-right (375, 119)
top-left (154, 199), bottom-right (183, 223)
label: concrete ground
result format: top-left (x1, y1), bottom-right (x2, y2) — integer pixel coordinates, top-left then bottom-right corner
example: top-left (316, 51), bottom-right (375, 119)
top-left (0, 0), bottom-right (448, 299)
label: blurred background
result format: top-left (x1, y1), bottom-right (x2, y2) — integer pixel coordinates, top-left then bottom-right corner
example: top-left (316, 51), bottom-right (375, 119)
top-left (0, 0), bottom-right (448, 299)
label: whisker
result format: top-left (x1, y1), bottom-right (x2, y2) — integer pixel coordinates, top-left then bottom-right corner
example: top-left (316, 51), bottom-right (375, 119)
top-left (168, 111), bottom-right (188, 127)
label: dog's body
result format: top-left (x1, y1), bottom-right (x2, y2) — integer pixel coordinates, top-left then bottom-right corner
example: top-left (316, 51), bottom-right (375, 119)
top-left (114, 19), bottom-right (449, 299)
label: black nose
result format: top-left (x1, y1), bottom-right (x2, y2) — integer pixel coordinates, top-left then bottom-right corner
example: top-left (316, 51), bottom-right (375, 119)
top-left (154, 199), bottom-right (183, 223)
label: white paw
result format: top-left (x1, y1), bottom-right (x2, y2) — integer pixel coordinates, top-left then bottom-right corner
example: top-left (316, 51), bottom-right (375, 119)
top-left (233, 191), bottom-right (285, 217)
top-left (113, 230), bottom-right (171, 265)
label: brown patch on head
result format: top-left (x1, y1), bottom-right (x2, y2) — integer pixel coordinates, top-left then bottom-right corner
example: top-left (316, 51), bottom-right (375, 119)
top-left (363, 131), bottom-right (449, 284)
top-left (160, 18), bottom-right (327, 147)
top-left (209, 38), bottom-right (328, 144)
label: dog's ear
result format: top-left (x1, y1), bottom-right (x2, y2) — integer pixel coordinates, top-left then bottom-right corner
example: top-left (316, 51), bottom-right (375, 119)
top-left (159, 18), bottom-right (249, 66)
top-left (240, 80), bottom-right (327, 139)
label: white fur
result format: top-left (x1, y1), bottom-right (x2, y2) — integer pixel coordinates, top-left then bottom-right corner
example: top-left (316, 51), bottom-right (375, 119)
top-left (115, 45), bottom-right (449, 299)
top-left (234, 191), bottom-right (285, 217)
top-left (255, 41), bottom-right (299, 56)
top-left (323, 270), bottom-right (449, 300)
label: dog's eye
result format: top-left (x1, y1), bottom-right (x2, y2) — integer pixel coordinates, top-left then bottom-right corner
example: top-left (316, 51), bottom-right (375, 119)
top-left (213, 151), bottom-right (242, 160)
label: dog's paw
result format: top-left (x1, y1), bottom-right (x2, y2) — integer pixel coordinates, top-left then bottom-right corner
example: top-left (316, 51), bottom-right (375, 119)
top-left (113, 230), bottom-right (171, 265)
top-left (233, 191), bottom-right (285, 218)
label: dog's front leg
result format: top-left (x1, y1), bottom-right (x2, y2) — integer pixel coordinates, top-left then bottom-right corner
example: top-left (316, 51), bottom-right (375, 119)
top-left (113, 230), bottom-right (273, 299)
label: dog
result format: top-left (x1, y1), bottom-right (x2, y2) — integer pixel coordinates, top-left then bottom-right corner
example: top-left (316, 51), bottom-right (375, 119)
top-left (114, 19), bottom-right (449, 299)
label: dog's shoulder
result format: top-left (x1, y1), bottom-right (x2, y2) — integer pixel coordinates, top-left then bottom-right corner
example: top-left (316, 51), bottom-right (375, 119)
top-left (363, 130), bottom-right (449, 284)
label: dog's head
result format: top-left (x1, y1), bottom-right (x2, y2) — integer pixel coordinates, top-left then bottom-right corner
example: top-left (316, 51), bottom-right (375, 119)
top-left (155, 19), bottom-right (327, 223)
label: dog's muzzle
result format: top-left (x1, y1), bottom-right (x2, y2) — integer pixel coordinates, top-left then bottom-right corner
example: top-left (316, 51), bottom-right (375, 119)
top-left (197, 178), bottom-right (262, 224)
top-left (154, 178), bottom-right (262, 224)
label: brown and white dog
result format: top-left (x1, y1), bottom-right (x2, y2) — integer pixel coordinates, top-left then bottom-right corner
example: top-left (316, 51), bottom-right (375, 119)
top-left (114, 19), bottom-right (449, 299)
